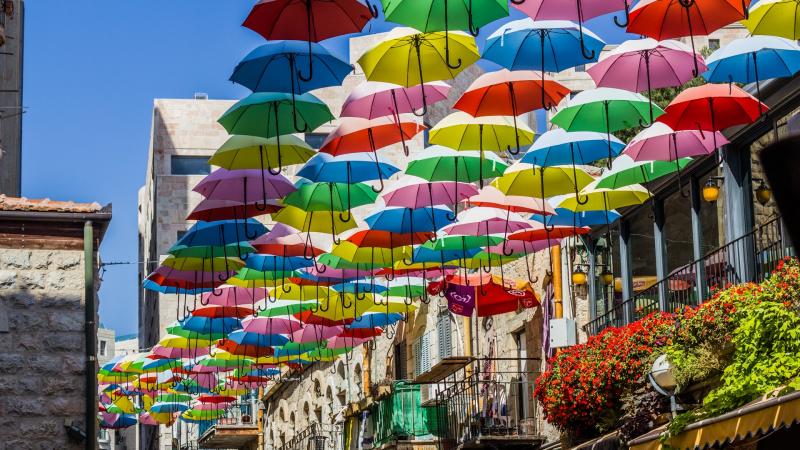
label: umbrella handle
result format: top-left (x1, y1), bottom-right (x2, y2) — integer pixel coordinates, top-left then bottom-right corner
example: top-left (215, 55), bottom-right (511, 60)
top-left (525, 246), bottom-right (539, 284)
top-left (412, 40), bottom-right (429, 117)
top-left (297, 39), bottom-right (314, 82)
top-left (328, 185), bottom-right (341, 245)
top-left (365, 0), bottom-right (379, 18)
top-left (442, 6), bottom-right (464, 70)
top-left (613, 1), bottom-right (630, 27)
top-left (576, 1), bottom-right (596, 60)
top-left (369, 137), bottom-right (385, 193)
top-left (509, 0), bottom-right (525, 4)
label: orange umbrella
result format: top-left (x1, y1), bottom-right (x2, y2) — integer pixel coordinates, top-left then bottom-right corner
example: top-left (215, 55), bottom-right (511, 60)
top-left (628, 0), bottom-right (752, 75)
top-left (658, 83), bottom-right (767, 148)
top-left (344, 229), bottom-right (433, 248)
top-left (320, 115), bottom-right (426, 157)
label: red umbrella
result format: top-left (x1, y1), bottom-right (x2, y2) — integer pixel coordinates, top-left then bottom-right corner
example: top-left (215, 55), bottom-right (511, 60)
top-left (628, 0), bottom-right (751, 75)
top-left (191, 305), bottom-right (254, 319)
top-left (197, 395), bottom-right (237, 404)
top-left (243, 0), bottom-right (376, 80)
top-left (429, 273), bottom-right (539, 317)
top-left (217, 339), bottom-right (275, 358)
top-left (658, 84), bottom-right (767, 148)
top-left (508, 225), bottom-right (591, 242)
top-left (344, 229), bottom-right (433, 248)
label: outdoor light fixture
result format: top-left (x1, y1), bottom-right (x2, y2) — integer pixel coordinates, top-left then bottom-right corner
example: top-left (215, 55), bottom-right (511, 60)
top-left (600, 268), bottom-right (614, 286)
top-left (754, 178), bottom-right (771, 206)
top-left (649, 354), bottom-right (682, 418)
top-left (702, 178), bottom-right (721, 203)
top-left (571, 266), bottom-right (587, 286)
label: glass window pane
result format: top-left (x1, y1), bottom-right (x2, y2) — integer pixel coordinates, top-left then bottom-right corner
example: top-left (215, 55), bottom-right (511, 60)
top-left (664, 189), bottom-right (695, 271)
top-left (304, 133), bottom-right (327, 149)
top-left (171, 155), bottom-right (210, 175)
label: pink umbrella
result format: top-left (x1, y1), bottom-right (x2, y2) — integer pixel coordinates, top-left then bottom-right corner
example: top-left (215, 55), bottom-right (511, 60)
top-left (203, 286), bottom-right (269, 307)
top-left (152, 345), bottom-right (211, 359)
top-left (465, 185), bottom-right (555, 215)
top-left (382, 176), bottom-right (479, 208)
top-left (193, 402), bottom-right (232, 410)
top-left (587, 38), bottom-right (706, 123)
top-left (485, 238), bottom-right (561, 255)
top-left (327, 335), bottom-right (371, 349)
top-left (241, 316), bottom-right (303, 335)
top-left (512, 0), bottom-right (629, 58)
top-left (306, 265), bottom-right (379, 280)
top-left (442, 207), bottom-right (533, 236)
top-left (341, 81), bottom-right (451, 119)
top-left (139, 413), bottom-right (161, 426)
top-left (193, 168), bottom-right (296, 207)
top-left (623, 122), bottom-right (727, 162)
top-left (291, 324), bottom-right (344, 343)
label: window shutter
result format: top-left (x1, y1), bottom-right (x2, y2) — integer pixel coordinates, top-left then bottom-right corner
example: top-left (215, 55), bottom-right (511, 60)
top-left (421, 333), bottom-right (432, 373)
top-left (413, 339), bottom-right (421, 377)
top-left (437, 314), bottom-right (453, 360)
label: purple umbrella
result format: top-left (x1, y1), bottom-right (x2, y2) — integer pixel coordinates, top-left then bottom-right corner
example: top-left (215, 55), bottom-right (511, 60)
top-left (441, 207), bottom-right (533, 236)
top-left (341, 81), bottom-right (451, 119)
top-left (193, 168), bottom-right (296, 210)
top-left (241, 316), bottom-right (303, 335)
top-left (382, 176), bottom-right (479, 208)
top-left (291, 324), bottom-right (344, 343)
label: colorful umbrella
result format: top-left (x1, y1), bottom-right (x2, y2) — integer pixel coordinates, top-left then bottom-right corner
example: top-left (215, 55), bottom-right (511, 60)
top-left (382, 176), bottom-right (479, 213)
top-left (320, 115), bottom-right (426, 163)
top-left (406, 146), bottom-right (508, 184)
top-left (218, 92), bottom-right (334, 136)
top-left (282, 181), bottom-right (377, 225)
top-left (193, 168), bottom-right (296, 212)
top-left (595, 155), bottom-right (693, 190)
top-left (357, 27), bottom-right (480, 114)
top-left (623, 122), bottom-right (727, 162)
top-left (187, 199), bottom-right (281, 222)
top-left (209, 134), bottom-right (315, 174)
top-left (365, 206), bottom-right (456, 234)
top-left (465, 185), bottom-right (555, 216)
top-left (297, 152), bottom-right (400, 184)
top-left (341, 81), bottom-right (450, 119)
top-left (743, 0), bottom-right (800, 40)
top-left (492, 162), bottom-right (595, 198)
top-left (483, 19), bottom-right (605, 72)
top-left (531, 207), bottom-right (621, 227)
top-left (557, 181), bottom-right (652, 212)
top-left (627, 0), bottom-right (752, 75)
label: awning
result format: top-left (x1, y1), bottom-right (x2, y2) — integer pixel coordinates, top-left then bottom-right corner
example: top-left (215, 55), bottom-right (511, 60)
top-left (628, 390), bottom-right (800, 450)
top-left (568, 430), bottom-right (621, 450)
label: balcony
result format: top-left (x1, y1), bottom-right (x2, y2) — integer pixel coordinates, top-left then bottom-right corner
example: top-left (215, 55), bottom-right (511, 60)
top-left (434, 372), bottom-right (545, 450)
top-left (277, 423), bottom-right (335, 450)
top-left (585, 215), bottom-right (793, 336)
top-left (197, 402), bottom-right (259, 450)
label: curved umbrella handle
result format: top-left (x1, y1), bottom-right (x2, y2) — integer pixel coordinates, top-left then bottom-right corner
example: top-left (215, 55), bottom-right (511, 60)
top-left (412, 40), bottom-right (429, 117)
top-left (365, 0), bottom-right (380, 18)
top-left (509, 0), bottom-right (525, 4)
top-left (442, 6), bottom-right (463, 70)
top-left (613, 1), bottom-right (630, 27)
top-left (297, 39), bottom-right (314, 82)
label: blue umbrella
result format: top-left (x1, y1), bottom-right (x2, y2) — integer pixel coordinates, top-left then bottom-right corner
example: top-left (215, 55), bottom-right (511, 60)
top-left (521, 129), bottom-right (625, 167)
top-left (227, 330), bottom-right (291, 347)
top-left (531, 208), bottom-right (622, 228)
top-left (244, 254), bottom-right (314, 272)
top-left (231, 41), bottom-right (352, 94)
top-left (365, 207), bottom-right (456, 233)
top-left (141, 279), bottom-right (211, 296)
top-left (100, 413), bottom-right (138, 429)
top-left (177, 220), bottom-right (268, 250)
top-left (150, 403), bottom-right (190, 414)
top-left (483, 18), bottom-right (604, 72)
top-left (180, 316), bottom-right (242, 335)
top-left (331, 282), bottom-right (388, 295)
top-left (704, 35), bottom-right (800, 114)
top-left (297, 152), bottom-right (400, 183)
top-left (412, 246), bottom-right (480, 264)
top-left (347, 312), bottom-right (404, 329)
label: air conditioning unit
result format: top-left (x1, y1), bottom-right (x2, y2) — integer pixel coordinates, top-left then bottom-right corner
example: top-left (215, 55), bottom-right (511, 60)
top-left (549, 318), bottom-right (577, 348)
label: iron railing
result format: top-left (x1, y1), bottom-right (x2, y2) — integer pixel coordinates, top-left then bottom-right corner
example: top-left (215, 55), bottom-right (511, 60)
top-left (584, 216), bottom-right (792, 335)
top-left (435, 372), bottom-right (541, 447)
top-left (276, 423), bottom-right (336, 450)
top-left (197, 402), bottom-right (256, 438)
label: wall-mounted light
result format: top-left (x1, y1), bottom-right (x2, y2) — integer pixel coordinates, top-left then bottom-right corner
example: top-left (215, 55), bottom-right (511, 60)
top-left (702, 177), bottom-right (721, 203)
top-left (754, 178), bottom-right (771, 206)
top-left (571, 266), bottom-right (587, 286)
top-left (600, 268), bottom-right (614, 286)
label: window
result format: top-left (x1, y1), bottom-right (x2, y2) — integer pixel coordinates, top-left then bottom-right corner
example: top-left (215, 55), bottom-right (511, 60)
top-left (304, 133), bottom-right (327, 149)
top-left (413, 333), bottom-right (432, 377)
top-left (171, 155), bottom-right (210, 175)
top-left (177, 230), bottom-right (187, 241)
top-left (708, 39), bottom-right (720, 51)
top-left (394, 342), bottom-right (407, 380)
top-left (436, 313), bottom-right (452, 361)
top-left (99, 340), bottom-right (107, 356)
top-left (574, 64), bottom-right (586, 72)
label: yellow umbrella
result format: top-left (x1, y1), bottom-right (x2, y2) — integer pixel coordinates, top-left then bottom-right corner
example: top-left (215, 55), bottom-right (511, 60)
top-left (112, 396), bottom-right (138, 414)
top-left (271, 205), bottom-right (358, 236)
top-left (311, 295), bottom-right (382, 321)
top-left (492, 162), bottom-right (595, 198)
top-left (366, 300), bottom-right (417, 315)
top-left (253, 354), bottom-right (312, 365)
top-left (209, 134), bottom-right (316, 171)
top-left (272, 283), bottom-right (338, 302)
top-left (358, 27), bottom-right (479, 114)
top-left (157, 335), bottom-right (211, 349)
top-left (161, 256), bottom-right (245, 272)
top-left (330, 241), bottom-right (410, 267)
top-left (557, 181), bottom-right (651, 212)
top-left (742, 0), bottom-right (800, 40)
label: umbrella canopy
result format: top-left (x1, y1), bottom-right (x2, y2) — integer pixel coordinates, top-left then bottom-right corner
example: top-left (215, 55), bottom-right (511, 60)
top-left (483, 19), bottom-right (605, 71)
top-left (492, 163), bottom-right (595, 198)
top-left (283, 181), bottom-right (377, 212)
top-left (357, 27), bottom-right (480, 113)
top-left (551, 87), bottom-right (664, 133)
top-left (251, 223), bottom-right (326, 257)
top-left (743, 0), bottom-right (800, 40)
top-left (365, 206), bottom-right (456, 233)
top-left (218, 92), bottom-right (334, 137)
top-left (243, 0), bottom-right (373, 42)
top-left (193, 169), bottom-right (296, 203)
top-left (382, 176), bottom-right (479, 208)
top-left (658, 84), bottom-right (767, 138)
top-left (320, 115), bottom-right (426, 158)
top-left (557, 181), bottom-right (652, 212)
top-left (382, 0), bottom-right (508, 33)
top-left (341, 81), bottom-right (451, 119)
top-left (465, 185), bottom-right (555, 215)
top-left (531, 208), bottom-right (622, 227)
top-left (595, 155), bottom-right (693, 189)
top-left (272, 205), bottom-right (358, 234)
top-left (230, 40), bottom-right (352, 94)
top-left (242, 316), bottom-right (303, 335)
top-left (454, 69), bottom-right (570, 114)
top-left (344, 229), bottom-right (433, 248)
top-left (209, 135), bottom-right (315, 172)
top-left (405, 146), bottom-right (508, 182)
top-left (187, 199), bottom-right (281, 222)
top-left (297, 152), bottom-right (400, 184)
top-left (623, 122), bottom-right (727, 162)
top-left (521, 129), bottom-right (625, 167)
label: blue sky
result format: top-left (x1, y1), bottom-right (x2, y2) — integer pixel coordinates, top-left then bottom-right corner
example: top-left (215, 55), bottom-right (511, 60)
top-left (21, 1), bottom-right (634, 336)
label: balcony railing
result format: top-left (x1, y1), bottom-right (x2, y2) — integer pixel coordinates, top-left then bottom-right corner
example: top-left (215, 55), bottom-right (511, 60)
top-left (197, 402), bottom-right (256, 437)
top-left (585, 215), bottom-right (792, 335)
top-left (435, 372), bottom-right (542, 447)
top-left (277, 423), bottom-right (336, 450)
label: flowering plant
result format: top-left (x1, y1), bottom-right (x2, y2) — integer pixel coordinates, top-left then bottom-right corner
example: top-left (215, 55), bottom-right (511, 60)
top-left (534, 312), bottom-right (675, 434)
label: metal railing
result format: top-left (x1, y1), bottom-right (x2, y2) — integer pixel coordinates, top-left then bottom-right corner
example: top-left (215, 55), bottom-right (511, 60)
top-left (276, 423), bottom-right (335, 450)
top-left (435, 372), bottom-right (541, 447)
top-left (197, 402), bottom-right (256, 438)
top-left (584, 216), bottom-right (791, 335)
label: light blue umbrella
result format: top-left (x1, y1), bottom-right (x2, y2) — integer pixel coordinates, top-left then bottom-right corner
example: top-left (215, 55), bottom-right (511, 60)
top-left (180, 316), bottom-right (242, 335)
top-left (227, 330), bottom-right (291, 347)
top-left (244, 254), bottom-right (314, 272)
top-left (483, 19), bottom-right (605, 73)
top-left (347, 312), bottom-right (405, 329)
top-left (521, 129), bottom-right (625, 167)
top-left (297, 152), bottom-right (400, 183)
top-left (531, 208), bottom-right (622, 228)
top-left (150, 403), bottom-right (190, 414)
top-left (704, 35), bottom-right (800, 114)
top-left (365, 206), bottom-right (456, 233)
top-left (230, 41), bottom-right (353, 94)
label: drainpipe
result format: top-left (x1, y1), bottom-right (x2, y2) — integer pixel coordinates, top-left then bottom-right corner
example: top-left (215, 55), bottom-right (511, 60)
top-left (551, 245), bottom-right (563, 319)
top-left (84, 221), bottom-right (97, 450)
top-left (363, 345), bottom-right (371, 398)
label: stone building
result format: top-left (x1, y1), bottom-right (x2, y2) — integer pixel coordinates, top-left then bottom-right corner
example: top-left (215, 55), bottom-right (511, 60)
top-left (0, 0), bottom-right (23, 196)
top-left (0, 195), bottom-right (111, 449)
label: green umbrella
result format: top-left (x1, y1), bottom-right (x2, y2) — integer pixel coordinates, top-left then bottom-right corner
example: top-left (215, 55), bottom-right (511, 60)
top-left (155, 393), bottom-right (192, 403)
top-left (422, 234), bottom-right (505, 251)
top-left (383, 0), bottom-right (508, 68)
top-left (596, 155), bottom-right (693, 190)
top-left (405, 145), bottom-right (508, 182)
top-left (282, 181), bottom-right (378, 233)
top-left (257, 300), bottom-right (318, 318)
top-left (166, 323), bottom-right (226, 341)
top-left (167, 242), bottom-right (256, 259)
top-left (218, 92), bottom-right (334, 137)
top-left (304, 346), bottom-right (352, 361)
top-left (227, 268), bottom-right (299, 289)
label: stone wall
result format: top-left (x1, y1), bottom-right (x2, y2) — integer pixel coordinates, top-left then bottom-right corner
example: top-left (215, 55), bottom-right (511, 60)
top-left (0, 248), bottom-right (89, 450)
